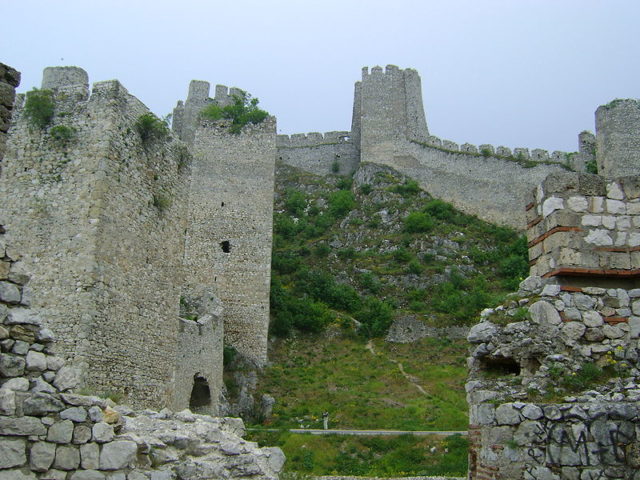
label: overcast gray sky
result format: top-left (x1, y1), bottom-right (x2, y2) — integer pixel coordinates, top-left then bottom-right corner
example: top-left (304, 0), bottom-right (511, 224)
top-left (3, 0), bottom-right (639, 152)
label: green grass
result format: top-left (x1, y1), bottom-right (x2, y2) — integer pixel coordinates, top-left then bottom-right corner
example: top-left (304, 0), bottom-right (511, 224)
top-left (246, 431), bottom-right (469, 477)
top-left (255, 336), bottom-right (468, 431)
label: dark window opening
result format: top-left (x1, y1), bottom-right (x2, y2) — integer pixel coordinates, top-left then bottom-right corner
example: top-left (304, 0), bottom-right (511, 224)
top-left (480, 357), bottom-right (521, 376)
top-left (221, 201), bottom-right (225, 207)
top-left (220, 241), bottom-right (231, 253)
top-left (189, 374), bottom-right (211, 411)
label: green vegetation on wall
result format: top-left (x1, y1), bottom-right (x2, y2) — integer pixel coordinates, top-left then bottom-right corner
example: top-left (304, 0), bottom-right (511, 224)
top-left (135, 113), bottom-right (170, 145)
top-left (23, 88), bottom-right (55, 129)
top-left (200, 90), bottom-right (269, 134)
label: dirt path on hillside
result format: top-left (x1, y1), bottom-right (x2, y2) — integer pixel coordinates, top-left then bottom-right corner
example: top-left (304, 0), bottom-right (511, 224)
top-left (365, 340), bottom-right (428, 396)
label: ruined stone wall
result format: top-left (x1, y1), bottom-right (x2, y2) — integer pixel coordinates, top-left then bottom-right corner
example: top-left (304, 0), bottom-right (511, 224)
top-left (0, 67), bottom-right (212, 410)
top-left (0, 260), bottom-right (284, 479)
top-left (276, 131), bottom-right (359, 175)
top-left (467, 280), bottom-right (640, 479)
top-left (596, 99), bottom-right (640, 178)
top-left (0, 63), bottom-right (20, 167)
top-left (187, 116), bottom-right (276, 367)
top-left (527, 172), bottom-right (640, 281)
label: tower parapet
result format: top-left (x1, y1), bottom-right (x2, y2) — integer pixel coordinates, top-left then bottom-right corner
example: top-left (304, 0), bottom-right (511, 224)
top-left (596, 99), bottom-right (640, 177)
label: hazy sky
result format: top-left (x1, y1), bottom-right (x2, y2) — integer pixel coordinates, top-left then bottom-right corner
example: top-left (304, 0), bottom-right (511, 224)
top-left (3, 0), bottom-right (639, 152)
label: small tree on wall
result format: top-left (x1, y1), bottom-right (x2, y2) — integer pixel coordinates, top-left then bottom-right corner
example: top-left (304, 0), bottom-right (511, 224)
top-left (200, 90), bottom-right (269, 134)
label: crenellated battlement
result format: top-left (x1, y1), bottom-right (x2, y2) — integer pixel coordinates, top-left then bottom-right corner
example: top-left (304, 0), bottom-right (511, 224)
top-left (277, 130), bottom-right (352, 148)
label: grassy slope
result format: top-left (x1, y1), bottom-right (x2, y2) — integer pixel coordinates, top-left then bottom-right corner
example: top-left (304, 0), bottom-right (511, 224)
top-left (247, 162), bottom-right (527, 476)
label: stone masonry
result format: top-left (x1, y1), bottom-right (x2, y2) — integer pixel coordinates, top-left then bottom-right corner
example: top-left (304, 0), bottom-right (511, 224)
top-left (0, 67), bottom-right (223, 413)
top-left (173, 81), bottom-right (276, 367)
top-left (278, 65), bottom-right (594, 229)
top-left (0, 256), bottom-right (283, 479)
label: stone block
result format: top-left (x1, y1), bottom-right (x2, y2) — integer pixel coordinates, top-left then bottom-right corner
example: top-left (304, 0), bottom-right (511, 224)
top-left (80, 442), bottom-right (100, 469)
top-left (23, 393), bottom-right (65, 416)
top-left (61, 406), bottom-right (88, 423)
top-left (0, 388), bottom-right (16, 415)
top-left (0, 470), bottom-right (36, 480)
top-left (584, 229), bottom-right (613, 246)
top-left (567, 196), bottom-right (588, 212)
top-left (47, 420), bottom-right (74, 443)
top-left (606, 181), bottom-right (625, 200)
top-left (606, 199), bottom-right (626, 214)
top-left (0, 436), bottom-right (26, 468)
top-left (99, 440), bottom-right (137, 470)
top-left (69, 471), bottom-right (106, 480)
top-left (590, 196), bottom-right (605, 213)
top-left (92, 422), bottom-right (114, 443)
top-left (582, 310), bottom-right (604, 327)
top-left (529, 301), bottom-right (561, 326)
top-left (542, 196), bottom-right (565, 217)
top-left (30, 441), bottom-right (56, 472)
top-left (53, 444), bottom-right (80, 470)
top-left (495, 403), bottom-right (521, 425)
top-left (26, 350), bottom-right (47, 371)
top-left (621, 176), bottom-right (640, 199)
top-left (0, 354), bottom-right (25, 377)
top-left (562, 321), bottom-right (586, 341)
top-left (73, 425), bottom-right (92, 444)
top-left (53, 365), bottom-right (82, 392)
top-left (0, 416), bottom-right (46, 436)
top-left (0, 281), bottom-right (20, 304)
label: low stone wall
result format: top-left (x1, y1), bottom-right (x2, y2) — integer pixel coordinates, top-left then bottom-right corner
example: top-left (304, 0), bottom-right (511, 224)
top-left (466, 276), bottom-right (640, 479)
top-left (0, 244), bottom-right (284, 479)
top-left (385, 316), bottom-right (469, 343)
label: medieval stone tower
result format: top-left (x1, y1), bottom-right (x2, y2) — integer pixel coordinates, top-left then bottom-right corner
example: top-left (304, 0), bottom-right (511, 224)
top-left (173, 81), bottom-right (276, 367)
top-left (0, 66), bottom-right (276, 413)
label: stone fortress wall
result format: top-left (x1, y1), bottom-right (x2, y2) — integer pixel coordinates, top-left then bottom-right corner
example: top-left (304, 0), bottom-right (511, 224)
top-left (0, 67), bottom-right (224, 414)
top-left (278, 65), bottom-right (605, 229)
top-left (173, 81), bottom-right (276, 367)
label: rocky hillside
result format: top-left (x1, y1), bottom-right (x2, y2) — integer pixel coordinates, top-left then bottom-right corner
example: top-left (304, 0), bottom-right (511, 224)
top-left (270, 161), bottom-right (528, 338)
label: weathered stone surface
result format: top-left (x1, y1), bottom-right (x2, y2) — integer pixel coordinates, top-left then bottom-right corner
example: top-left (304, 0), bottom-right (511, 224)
top-left (0, 353), bottom-right (25, 377)
top-left (80, 442), bottom-right (100, 469)
top-left (0, 436), bottom-right (27, 468)
top-left (60, 406), bottom-right (88, 423)
top-left (92, 422), bottom-right (114, 443)
top-left (0, 470), bottom-right (37, 480)
top-left (47, 420), bottom-right (74, 443)
top-left (30, 441), bottom-right (56, 472)
top-left (582, 310), bottom-right (603, 327)
top-left (468, 322), bottom-right (498, 343)
top-left (2, 377), bottom-right (29, 391)
top-left (53, 444), bottom-right (80, 470)
top-left (0, 281), bottom-right (21, 303)
top-left (495, 403), bottom-right (521, 425)
top-left (0, 416), bottom-right (46, 436)
top-left (562, 321), bottom-right (586, 341)
top-left (0, 388), bottom-right (16, 415)
top-left (99, 440), bottom-right (137, 470)
top-left (52, 365), bottom-right (82, 392)
top-left (69, 471), bottom-right (106, 480)
top-left (529, 300), bottom-right (561, 326)
top-left (521, 404), bottom-right (543, 420)
top-left (23, 392), bottom-right (65, 416)
top-left (73, 425), bottom-right (92, 444)
top-left (25, 350), bottom-right (47, 371)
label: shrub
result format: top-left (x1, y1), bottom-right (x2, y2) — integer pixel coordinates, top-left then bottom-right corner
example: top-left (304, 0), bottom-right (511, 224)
top-left (152, 193), bottom-right (172, 212)
top-left (200, 90), bottom-right (269, 134)
top-left (359, 272), bottom-right (382, 294)
top-left (585, 159), bottom-right (598, 174)
top-left (423, 199), bottom-right (455, 221)
top-left (135, 113), bottom-right (169, 144)
top-left (404, 211), bottom-right (434, 233)
top-left (223, 344), bottom-right (237, 366)
top-left (284, 189), bottom-right (307, 216)
top-left (356, 297), bottom-right (394, 338)
top-left (24, 88), bottom-right (55, 129)
top-left (336, 176), bottom-right (353, 190)
top-left (406, 259), bottom-right (424, 275)
top-left (390, 179), bottom-right (420, 196)
top-left (332, 159), bottom-right (340, 173)
top-left (359, 184), bottom-right (372, 195)
top-left (49, 125), bottom-right (76, 145)
top-left (313, 243), bottom-right (331, 257)
top-left (392, 247), bottom-right (413, 264)
top-left (328, 190), bottom-right (355, 217)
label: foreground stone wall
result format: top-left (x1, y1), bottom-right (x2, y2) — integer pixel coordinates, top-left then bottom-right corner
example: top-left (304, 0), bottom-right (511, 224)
top-left (527, 172), bottom-right (640, 280)
top-left (467, 278), bottom-right (640, 479)
top-left (0, 256), bottom-right (284, 479)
